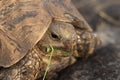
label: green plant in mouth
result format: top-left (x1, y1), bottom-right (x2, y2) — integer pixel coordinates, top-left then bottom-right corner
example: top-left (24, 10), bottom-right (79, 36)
top-left (54, 48), bottom-right (74, 56)
top-left (43, 45), bottom-right (74, 80)
top-left (43, 45), bottom-right (54, 80)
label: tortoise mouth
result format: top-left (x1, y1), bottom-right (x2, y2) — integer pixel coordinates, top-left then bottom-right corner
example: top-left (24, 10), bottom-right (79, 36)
top-left (39, 45), bottom-right (76, 57)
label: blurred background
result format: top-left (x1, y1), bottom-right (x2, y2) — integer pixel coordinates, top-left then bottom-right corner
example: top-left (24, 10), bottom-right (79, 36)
top-left (56, 0), bottom-right (120, 80)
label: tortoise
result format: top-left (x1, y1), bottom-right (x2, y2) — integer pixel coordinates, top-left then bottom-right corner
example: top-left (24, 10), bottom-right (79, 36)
top-left (0, 0), bottom-right (100, 80)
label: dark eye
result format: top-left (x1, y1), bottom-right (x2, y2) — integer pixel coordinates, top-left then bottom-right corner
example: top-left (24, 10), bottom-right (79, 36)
top-left (50, 32), bottom-right (60, 40)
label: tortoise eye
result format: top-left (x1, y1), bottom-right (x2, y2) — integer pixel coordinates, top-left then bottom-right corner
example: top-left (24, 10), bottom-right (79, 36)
top-left (50, 32), bottom-right (60, 40)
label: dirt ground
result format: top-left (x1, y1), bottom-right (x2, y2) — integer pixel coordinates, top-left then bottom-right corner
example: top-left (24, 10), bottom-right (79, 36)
top-left (56, 0), bottom-right (120, 80)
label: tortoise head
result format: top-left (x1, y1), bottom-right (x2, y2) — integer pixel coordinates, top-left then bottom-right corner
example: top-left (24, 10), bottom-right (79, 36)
top-left (38, 21), bottom-right (100, 57)
top-left (38, 21), bottom-right (77, 56)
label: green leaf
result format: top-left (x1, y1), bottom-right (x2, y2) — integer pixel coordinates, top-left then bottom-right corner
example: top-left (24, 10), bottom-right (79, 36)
top-left (43, 45), bottom-right (54, 80)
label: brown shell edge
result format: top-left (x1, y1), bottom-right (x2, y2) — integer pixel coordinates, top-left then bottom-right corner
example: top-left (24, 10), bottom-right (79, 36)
top-left (0, 0), bottom-right (52, 67)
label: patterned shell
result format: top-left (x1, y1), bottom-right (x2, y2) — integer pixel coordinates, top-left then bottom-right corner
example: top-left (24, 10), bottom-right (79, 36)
top-left (0, 0), bottom-right (92, 67)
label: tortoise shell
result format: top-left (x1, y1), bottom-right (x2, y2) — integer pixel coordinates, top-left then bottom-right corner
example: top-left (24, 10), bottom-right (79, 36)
top-left (0, 0), bottom-right (92, 67)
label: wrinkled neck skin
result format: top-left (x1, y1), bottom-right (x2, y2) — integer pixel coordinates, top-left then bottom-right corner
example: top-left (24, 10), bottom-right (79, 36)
top-left (38, 21), bottom-right (100, 58)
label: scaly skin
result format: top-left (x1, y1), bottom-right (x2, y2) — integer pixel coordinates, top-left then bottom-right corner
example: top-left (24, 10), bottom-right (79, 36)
top-left (0, 47), bottom-right (42, 80)
top-left (0, 46), bottom-right (76, 80)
